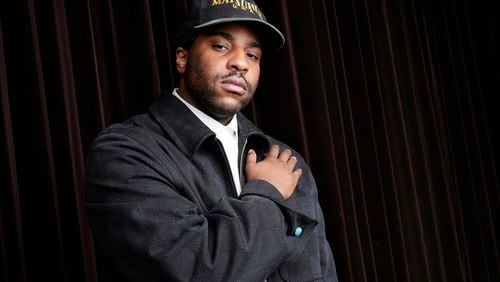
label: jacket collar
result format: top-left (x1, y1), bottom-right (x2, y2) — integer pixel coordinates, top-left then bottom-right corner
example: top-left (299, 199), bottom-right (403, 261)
top-left (148, 91), bottom-right (266, 158)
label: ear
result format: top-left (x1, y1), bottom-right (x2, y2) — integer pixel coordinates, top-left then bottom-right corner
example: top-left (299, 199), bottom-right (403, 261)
top-left (176, 47), bottom-right (188, 74)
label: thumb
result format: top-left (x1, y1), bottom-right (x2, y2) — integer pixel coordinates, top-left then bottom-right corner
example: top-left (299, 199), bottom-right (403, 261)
top-left (246, 149), bottom-right (257, 167)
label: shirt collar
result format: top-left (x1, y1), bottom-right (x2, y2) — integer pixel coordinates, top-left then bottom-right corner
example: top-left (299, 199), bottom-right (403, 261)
top-left (148, 89), bottom-right (266, 158)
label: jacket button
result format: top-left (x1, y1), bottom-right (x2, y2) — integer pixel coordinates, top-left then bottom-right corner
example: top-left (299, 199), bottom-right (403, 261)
top-left (294, 227), bottom-right (303, 237)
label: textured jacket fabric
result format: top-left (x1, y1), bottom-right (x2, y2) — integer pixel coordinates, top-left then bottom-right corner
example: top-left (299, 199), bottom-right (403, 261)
top-left (85, 92), bottom-right (338, 281)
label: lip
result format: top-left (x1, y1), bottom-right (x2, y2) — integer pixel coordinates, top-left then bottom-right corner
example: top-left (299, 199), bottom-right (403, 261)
top-left (220, 77), bottom-right (247, 94)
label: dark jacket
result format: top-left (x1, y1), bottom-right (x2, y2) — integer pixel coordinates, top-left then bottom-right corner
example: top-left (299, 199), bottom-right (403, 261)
top-left (86, 92), bottom-right (338, 281)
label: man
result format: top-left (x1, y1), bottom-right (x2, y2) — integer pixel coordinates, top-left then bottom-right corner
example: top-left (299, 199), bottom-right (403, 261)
top-left (85, 0), bottom-right (338, 281)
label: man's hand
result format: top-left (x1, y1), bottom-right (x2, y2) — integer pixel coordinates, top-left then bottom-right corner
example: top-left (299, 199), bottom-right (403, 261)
top-left (245, 145), bottom-right (302, 199)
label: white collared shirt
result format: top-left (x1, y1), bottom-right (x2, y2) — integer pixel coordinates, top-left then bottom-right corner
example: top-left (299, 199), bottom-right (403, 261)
top-left (172, 89), bottom-right (241, 195)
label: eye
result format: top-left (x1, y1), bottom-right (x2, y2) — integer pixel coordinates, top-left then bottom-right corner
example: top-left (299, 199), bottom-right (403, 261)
top-left (213, 44), bottom-right (229, 51)
top-left (246, 51), bottom-right (261, 62)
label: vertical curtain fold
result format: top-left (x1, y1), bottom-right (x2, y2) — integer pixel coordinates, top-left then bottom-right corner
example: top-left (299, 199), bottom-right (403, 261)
top-left (0, 18), bottom-right (27, 282)
top-left (47, 1), bottom-right (96, 281)
top-left (328, 0), bottom-right (371, 280)
top-left (4, 1), bottom-right (65, 281)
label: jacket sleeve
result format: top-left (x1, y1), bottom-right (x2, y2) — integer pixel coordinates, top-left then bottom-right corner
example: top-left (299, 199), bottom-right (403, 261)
top-left (85, 130), bottom-right (318, 281)
top-left (248, 148), bottom-right (338, 282)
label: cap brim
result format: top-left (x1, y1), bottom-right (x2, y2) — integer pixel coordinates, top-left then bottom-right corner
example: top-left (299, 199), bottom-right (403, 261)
top-left (195, 18), bottom-right (285, 50)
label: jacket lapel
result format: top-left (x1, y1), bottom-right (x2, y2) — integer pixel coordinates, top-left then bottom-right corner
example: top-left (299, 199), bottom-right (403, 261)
top-left (148, 92), bottom-right (215, 159)
top-left (148, 91), bottom-right (272, 182)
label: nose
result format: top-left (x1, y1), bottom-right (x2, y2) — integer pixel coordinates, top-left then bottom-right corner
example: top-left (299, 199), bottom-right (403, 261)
top-left (226, 48), bottom-right (249, 74)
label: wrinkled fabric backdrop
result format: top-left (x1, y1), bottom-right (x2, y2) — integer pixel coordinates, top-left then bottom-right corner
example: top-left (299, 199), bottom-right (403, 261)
top-left (1, 0), bottom-right (499, 281)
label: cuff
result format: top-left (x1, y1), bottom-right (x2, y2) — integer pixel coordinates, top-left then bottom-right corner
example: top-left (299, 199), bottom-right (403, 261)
top-left (240, 180), bottom-right (318, 237)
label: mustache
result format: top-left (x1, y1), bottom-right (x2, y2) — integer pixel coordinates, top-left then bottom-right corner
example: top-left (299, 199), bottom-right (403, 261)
top-left (217, 70), bottom-right (249, 89)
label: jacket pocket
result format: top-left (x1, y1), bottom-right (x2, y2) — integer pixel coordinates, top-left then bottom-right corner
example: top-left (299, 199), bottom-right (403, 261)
top-left (277, 238), bottom-right (323, 281)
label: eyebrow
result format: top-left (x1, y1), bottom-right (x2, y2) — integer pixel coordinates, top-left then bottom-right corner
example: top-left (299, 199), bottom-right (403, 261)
top-left (206, 30), bottom-right (262, 49)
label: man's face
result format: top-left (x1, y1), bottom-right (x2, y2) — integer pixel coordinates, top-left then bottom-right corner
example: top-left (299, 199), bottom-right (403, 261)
top-left (176, 23), bottom-right (262, 124)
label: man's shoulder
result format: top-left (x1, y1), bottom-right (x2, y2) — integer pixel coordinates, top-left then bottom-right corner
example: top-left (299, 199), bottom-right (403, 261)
top-left (90, 112), bottom-right (165, 150)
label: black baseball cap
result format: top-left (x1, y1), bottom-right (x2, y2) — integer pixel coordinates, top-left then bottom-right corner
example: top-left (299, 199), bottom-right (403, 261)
top-left (177, 0), bottom-right (285, 50)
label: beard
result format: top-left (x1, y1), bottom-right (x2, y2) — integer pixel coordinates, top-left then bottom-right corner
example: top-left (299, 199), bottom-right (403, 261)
top-left (184, 55), bottom-right (257, 120)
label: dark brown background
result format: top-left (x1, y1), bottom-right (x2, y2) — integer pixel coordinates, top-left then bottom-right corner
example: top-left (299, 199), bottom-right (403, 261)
top-left (1, 0), bottom-right (499, 281)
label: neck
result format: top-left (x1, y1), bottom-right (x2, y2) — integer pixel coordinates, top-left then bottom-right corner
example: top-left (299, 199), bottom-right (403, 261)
top-left (178, 83), bottom-right (234, 126)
